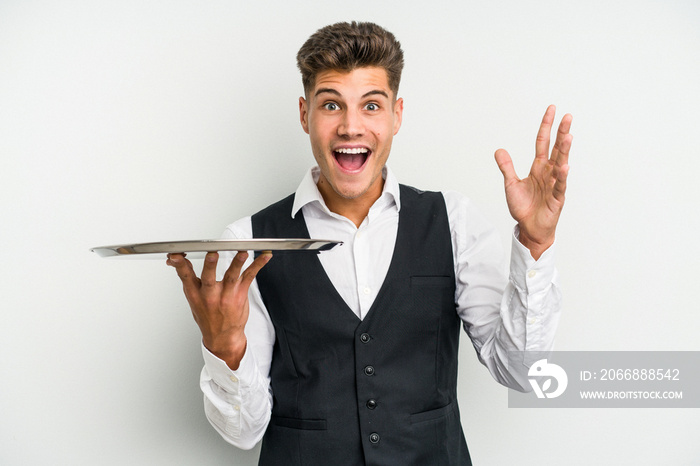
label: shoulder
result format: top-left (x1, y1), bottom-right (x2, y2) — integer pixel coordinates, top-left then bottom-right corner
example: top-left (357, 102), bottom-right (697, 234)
top-left (222, 216), bottom-right (253, 240)
top-left (441, 190), bottom-right (474, 219)
top-left (252, 193), bottom-right (296, 219)
top-left (222, 193), bottom-right (296, 240)
top-left (440, 190), bottom-right (500, 253)
top-left (399, 185), bottom-right (473, 215)
top-left (434, 190), bottom-right (497, 242)
top-left (398, 183), bottom-right (446, 205)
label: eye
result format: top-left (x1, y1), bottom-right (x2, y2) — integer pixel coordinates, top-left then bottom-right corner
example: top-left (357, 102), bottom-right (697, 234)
top-left (323, 102), bottom-right (340, 111)
top-left (365, 102), bottom-right (380, 111)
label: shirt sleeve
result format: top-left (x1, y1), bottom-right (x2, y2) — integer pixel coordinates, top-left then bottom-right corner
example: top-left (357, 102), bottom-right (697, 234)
top-left (445, 191), bottom-right (562, 391)
top-left (198, 218), bottom-right (275, 449)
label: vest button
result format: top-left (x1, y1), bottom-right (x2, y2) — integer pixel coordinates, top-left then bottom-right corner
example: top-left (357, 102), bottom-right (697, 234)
top-left (360, 333), bottom-right (371, 343)
top-left (364, 365), bottom-right (375, 376)
top-left (369, 432), bottom-right (380, 444)
top-left (366, 399), bottom-right (377, 409)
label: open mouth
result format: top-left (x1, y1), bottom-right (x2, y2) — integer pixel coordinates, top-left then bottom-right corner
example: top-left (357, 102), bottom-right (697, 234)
top-left (333, 147), bottom-right (371, 173)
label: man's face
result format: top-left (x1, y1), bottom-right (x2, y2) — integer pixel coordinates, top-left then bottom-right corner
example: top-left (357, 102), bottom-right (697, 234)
top-left (299, 67), bottom-right (403, 206)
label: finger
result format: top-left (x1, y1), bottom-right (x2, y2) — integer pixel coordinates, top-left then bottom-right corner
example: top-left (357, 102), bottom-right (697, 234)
top-left (551, 113), bottom-right (573, 166)
top-left (552, 163), bottom-right (570, 203)
top-left (239, 252), bottom-right (273, 288)
top-left (167, 253), bottom-right (201, 291)
top-left (166, 252), bottom-right (186, 265)
top-left (494, 148), bottom-right (519, 186)
top-left (222, 251), bottom-right (249, 284)
top-left (535, 105), bottom-right (556, 160)
top-left (221, 253), bottom-right (272, 305)
top-left (551, 132), bottom-right (573, 181)
top-left (201, 252), bottom-right (219, 288)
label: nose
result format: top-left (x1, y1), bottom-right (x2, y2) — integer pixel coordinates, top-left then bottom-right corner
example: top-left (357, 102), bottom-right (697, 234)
top-left (338, 108), bottom-right (364, 138)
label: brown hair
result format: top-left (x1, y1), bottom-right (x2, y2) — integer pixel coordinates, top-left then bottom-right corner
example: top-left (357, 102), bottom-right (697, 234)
top-left (296, 21), bottom-right (404, 98)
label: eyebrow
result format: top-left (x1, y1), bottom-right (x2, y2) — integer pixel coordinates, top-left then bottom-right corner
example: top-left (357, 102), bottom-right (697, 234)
top-left (314, 88), bottom-right (390, 100)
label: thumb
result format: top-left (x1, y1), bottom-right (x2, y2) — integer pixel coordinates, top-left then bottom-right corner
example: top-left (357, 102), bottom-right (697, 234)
top-left (494, 148), bottom-right (519, 185)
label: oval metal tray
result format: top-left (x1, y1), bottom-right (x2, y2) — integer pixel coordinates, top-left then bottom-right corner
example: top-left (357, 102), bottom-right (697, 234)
top-left (91, 238), bottom-right (342, 258)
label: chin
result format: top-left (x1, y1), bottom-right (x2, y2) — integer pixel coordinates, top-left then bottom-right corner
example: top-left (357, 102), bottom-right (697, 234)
top-left (327, 176), bottom-right (371, 198)
top-left (333, 186), bottom-right (367, 200)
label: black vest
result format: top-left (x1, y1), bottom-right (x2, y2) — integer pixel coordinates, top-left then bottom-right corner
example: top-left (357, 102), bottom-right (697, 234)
top-left (252, 185), bottom-right (471, 466)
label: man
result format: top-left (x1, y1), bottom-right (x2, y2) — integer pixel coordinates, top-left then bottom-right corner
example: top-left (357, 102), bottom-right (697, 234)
top-left (168, 21), bottom-right (572, 465)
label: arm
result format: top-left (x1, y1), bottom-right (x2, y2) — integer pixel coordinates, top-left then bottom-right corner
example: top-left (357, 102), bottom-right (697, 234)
top-left (452, 106), bottom-right (572, 390)
top-left (167, 223), bottom-right (275, 448)
top-left (448, 193), bottom-right (561, 391)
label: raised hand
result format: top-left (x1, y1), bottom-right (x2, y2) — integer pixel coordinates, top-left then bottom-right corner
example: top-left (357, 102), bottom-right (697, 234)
top-left (167, 251), bottom-right (272, 370)
top-left (494, 105), bottom-right (573, 260)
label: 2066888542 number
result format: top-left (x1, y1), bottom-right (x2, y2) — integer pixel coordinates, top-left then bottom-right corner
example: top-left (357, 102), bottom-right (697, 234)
top-left (599, 368), bottom-right (680, 381)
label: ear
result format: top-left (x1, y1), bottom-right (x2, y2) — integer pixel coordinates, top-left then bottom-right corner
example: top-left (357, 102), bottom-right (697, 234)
top-left (299, 97), bottom-right (310, 134)
top-left (392, 97), bottom-right (404, 135)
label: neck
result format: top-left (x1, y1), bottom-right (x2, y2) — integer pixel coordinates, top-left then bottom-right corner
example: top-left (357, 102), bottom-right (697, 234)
top-left (316, 176), bottom-right (384, 228)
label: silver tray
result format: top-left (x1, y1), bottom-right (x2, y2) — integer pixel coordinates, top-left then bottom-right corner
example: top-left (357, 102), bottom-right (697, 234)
top-left (91, 239), bottom-right (342, 258)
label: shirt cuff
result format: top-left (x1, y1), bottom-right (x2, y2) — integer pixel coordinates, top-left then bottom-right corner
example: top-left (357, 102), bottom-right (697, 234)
top-left (201, 341), bottom-right (257, 392)
top-left (510, 226), bottom-right (557, 294)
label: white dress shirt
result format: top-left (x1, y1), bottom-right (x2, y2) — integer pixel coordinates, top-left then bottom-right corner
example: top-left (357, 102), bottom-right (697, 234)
top-left (199, 166), bottom-right (561, 450)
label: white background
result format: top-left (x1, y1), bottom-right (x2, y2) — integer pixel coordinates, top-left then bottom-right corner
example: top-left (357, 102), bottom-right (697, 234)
top-left (1, 0), bottom-right (698, 464)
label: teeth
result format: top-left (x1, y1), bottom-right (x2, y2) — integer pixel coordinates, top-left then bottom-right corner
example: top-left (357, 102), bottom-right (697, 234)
top-left (335, 147), bottom-right (369, 155)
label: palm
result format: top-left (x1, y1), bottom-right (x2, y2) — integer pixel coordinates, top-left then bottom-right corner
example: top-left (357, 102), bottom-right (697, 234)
top-left (495, 106), bottom-right (573, 256)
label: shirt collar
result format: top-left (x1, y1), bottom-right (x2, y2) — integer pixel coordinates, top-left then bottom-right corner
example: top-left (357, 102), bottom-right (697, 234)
top-left (291, 165), bottom-right (401, 219)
